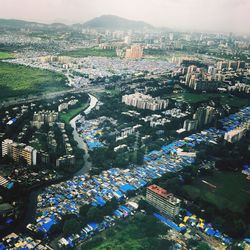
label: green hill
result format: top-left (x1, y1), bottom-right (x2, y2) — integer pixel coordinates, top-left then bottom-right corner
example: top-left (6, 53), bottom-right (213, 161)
top-left (82, 15), bottom-right (153, 30)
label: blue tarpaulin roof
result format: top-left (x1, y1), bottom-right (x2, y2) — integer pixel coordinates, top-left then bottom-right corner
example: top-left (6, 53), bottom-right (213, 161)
top-left (119, 205), bottom-right (130, 213)
top-left (5, 218), bottom-right (13, 224)
top-left (222, 237), bottom-right (231, 245)
top-left (114, 191), bottom-right (123, 199)
top-left (114, 210), bottom-right (123, 217)
top-left (205, 228), bottom-right (216, 236)
top-left (153, 213), bottom-right (185, 232)
top-left (38, 218), bottom-right (56, 232)
top-left (244, 238), bottom-right (250, 244)
top-left (95, 196), bottom-right (106, 206)
top-left (120, 184), bottom-right (136, 193)
top-left (7, 182), bottom-right (14, 189)
top-left (88, 222), bottom-right (98, 230)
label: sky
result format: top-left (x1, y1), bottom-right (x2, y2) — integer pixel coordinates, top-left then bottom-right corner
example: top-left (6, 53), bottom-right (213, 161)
top-left (0, 0), bottom-right (249, 34)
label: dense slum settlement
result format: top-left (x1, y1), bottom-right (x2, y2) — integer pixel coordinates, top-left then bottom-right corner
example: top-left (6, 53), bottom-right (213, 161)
top-left (76, 117), bottom-right (104, 150)
top-left (0, 107), bottom-right (249, 248)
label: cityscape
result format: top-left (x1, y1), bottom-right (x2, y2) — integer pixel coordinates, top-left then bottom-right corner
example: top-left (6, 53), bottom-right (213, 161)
top-left (0, 0), bottom-right (250, 249)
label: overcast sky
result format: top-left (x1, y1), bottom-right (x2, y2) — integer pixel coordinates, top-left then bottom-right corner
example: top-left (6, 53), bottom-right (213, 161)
top-left (0, 0), bottom-right (249, 34)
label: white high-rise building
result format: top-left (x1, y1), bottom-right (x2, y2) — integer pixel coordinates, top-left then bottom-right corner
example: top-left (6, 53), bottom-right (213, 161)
top-left (2, 139), bottom-right (13, 158)
top-left (224, 127), bottom-right (247, 143)
top-left (169, 33), bottom-right (174, 41)
top-left (208, 65), bottom-right (216, 80)
top-left (183, 119), bottom-right (198, 131)
top-left (122, 93), bottom-right (168, 111)
top-left (124, 35), bottom-right (131, 45)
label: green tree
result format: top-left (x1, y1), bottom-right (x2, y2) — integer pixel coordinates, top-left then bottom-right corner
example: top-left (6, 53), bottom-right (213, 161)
top-left (102, 202), bottom-right (118, 216)
top-left (196, 242), bottom-right (211, 250)
top-left (86, 207), bottom-right (103, 222)
top-left (63, 218), bottom-right (81, 236)
top-left (79, 204), bottom-right (91, 217)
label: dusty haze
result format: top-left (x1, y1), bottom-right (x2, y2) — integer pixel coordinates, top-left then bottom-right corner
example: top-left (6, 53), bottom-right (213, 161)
top-left (0, 0), bottom-right (249, 34)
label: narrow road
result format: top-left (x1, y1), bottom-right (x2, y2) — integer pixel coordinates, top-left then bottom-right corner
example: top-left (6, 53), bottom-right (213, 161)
top-left (1, 86), bottom-right (103, 108)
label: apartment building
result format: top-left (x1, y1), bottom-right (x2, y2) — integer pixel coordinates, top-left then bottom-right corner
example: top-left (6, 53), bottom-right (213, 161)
top-left (183, 119), bottom-right (198, 131)
top-left (224, 127), bottom-right (247, 143)
top-left (125, 44), bottom-right (143, 59)
top-left (32, 110), bottom-right (58, 129)
top-left (58, 103), bottom-right (69, 112)
top-left (122, 93), bottom-right (168, 111)
top-left (56, 155), bottom-right (75, 168)
top-left (193, 106), bottom-right (216, 127)
top-left (2, 139), bottom-right (37, 166)
top-left (146, 184), bottom-right (181, 218)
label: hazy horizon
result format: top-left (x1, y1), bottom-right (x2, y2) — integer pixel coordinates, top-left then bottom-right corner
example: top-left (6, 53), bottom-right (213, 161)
top-left (0, 0), bottom-right (249, 34)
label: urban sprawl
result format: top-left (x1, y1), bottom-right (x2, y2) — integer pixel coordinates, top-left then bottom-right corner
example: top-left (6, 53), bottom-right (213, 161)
top-left (0, 17), bottom-right (249, 250)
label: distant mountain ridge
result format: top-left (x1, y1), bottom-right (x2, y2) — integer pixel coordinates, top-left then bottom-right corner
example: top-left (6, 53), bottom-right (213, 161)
top-left (0, 19), bottom-right (48, 28)
top-left (81, 15), bottom-right (153, 30)
top-left (0, 18), bottom-right (70, 33)
top-left (0, 15), bottom-right (155, 31)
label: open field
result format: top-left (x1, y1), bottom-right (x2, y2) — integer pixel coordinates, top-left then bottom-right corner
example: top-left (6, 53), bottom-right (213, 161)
top-left (0, 52), bottom-right (15, 60)
top-left (183, 171), bottom-right (250, 213)
top-left (168, 92), bottom-right (250, 107)
top-left (83, 215), bottom-right (170, 250)
top-left (62, 47), bottom-right (117, 58)
top-left (0, 62), bottom-right (69, 100)
top-left (59, 102), bottom-right (89, 123)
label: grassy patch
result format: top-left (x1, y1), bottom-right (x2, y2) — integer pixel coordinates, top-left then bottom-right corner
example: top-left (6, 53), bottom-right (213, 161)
top-left (184, 171), bottom-right (250, 213)
top-left (59, 102), bottom-right (89, 123)
top-left (168, 92), bottom-right (250, 107)
top-left (220, 94), bottom-right (250, 107)
top-left (169, 92), bottom-right (219, 103)
top-left (82, 214), bottom-right (171, 250)
top-left (0, 62), bottom-right (69, 100)
top-left (0, 52), bottom-right (15, 60)
top-left (105, 88), bottom-right (121, 96)
top-left (62, 47), bottom-right (117, 58)
top-left (183, 185), bottom-right (201, 200)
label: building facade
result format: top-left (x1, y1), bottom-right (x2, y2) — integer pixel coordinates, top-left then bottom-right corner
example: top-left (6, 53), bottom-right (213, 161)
top-left (183, 119), bottom-right (198, 131)
top-left (2, 139), bottom-right (37, 166)
top-left (146, 184), bottom-right (181, 218)
top-left (122, 93), bottom-right (168, 111)
top-left (193, 106), bottom-right (216, 127)
top-left (125, 44), bottom-right (143, 59)
top-left (32, 110), bottom-right (58, 129)
top-left (56, 155), bottom-right (76, 168)
top-left (224, 127), bottom-right (247, 143)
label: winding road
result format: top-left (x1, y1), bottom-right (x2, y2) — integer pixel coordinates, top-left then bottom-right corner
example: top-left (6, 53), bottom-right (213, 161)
top-left (1, 86), bottom-right (103, 108)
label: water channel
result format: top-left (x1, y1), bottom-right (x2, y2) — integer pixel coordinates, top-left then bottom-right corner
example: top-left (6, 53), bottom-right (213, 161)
top-left (20, 93), bottom-right (98, 228)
